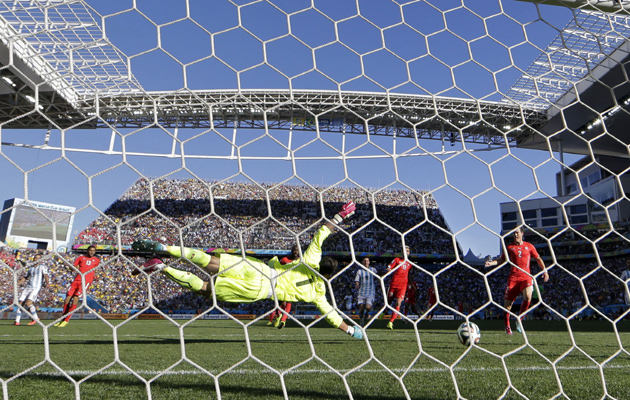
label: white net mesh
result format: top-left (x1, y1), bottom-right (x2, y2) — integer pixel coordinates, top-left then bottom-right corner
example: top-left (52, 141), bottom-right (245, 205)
top-left (1, 0), bottom-right (630, 399)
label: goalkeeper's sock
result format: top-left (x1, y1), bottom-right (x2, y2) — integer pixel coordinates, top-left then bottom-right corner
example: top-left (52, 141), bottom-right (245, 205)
top-left (166, 246), bottom-right (212, 268)
top-left (64, 304), bottom-right (77, 322)
top-left (162, 267), bottom-right (205, 292)
top-left (504, 311), bottom-right (510, 328)
top-left (389, 306), bottom-right (400, 323)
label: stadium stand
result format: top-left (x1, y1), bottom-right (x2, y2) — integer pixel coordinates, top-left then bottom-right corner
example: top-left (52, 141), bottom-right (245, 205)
top-left (1, 180), bottom-right (628, 320)
top-left (76, 179), bottom-right (455, 256)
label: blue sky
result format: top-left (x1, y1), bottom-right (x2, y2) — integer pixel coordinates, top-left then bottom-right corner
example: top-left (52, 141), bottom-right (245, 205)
top-left (0, 0), bottom-right (583, 256)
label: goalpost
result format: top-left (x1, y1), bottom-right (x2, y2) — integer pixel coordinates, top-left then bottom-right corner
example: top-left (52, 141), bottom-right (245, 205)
top-left (1, 0), bottom-right (630, 399)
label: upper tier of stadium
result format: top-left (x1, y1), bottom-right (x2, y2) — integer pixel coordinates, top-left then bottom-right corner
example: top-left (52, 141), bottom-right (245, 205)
top-left (74, 178), bottom-right (460, 260)
top-left (74, 177), bottom-right (630, 263)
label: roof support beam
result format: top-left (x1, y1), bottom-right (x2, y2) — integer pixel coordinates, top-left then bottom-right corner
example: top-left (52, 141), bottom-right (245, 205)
top-left (515, 0), bottom-right (630, 13)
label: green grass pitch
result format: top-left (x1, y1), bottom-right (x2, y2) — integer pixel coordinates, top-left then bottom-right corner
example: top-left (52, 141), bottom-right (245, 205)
top-left (1, 319), bottom-right (629, 400)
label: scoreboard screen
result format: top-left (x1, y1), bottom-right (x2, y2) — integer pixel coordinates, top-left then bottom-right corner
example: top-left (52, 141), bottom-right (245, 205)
top-left (4, 200), bottom-right (74, 242)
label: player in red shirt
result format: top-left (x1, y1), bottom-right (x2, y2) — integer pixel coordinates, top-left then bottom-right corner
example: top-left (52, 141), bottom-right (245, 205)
top-left (267, 245), bottom-right (299, 329)
top-left (54, 245), bottom-right (100, 327)
top-left (386, 245), bottom-right (412, 330)
top-left (402, 279), bottom-right (420, 320)
top-left (426, 285), bottom-right (437, 320)
top-left (485, 226), bottom-right (549, 335)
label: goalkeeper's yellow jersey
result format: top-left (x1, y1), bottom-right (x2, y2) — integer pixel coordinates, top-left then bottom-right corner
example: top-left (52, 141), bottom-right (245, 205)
top-left (271, 224), bottom-right (343, 328)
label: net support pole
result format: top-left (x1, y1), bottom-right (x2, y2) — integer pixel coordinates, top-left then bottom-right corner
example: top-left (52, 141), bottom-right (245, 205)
top-left (231, 117), bottom-right (238, 159)
top-left (558, 139), bottom-right (566, 196)
top-left (171, 120), bottom-right (179, 158)
top-left (108, 129), bottom-right (116, 153)
top-left (287, 126), bottom-right (293, 159)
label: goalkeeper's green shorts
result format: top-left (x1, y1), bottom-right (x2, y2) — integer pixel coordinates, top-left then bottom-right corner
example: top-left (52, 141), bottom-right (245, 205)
top-left (214, 254), bottom-right (275, 303)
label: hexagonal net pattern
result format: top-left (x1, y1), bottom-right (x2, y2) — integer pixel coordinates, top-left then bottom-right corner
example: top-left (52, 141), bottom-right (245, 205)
top-left (0, 1), bottom-right (629, 399)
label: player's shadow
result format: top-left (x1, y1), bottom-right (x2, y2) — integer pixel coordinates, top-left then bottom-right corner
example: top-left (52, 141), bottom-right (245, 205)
top-left (93, 375), bottom-right (418, 400)
top-left (2, 373), bottom-right (440, 400)
top-left (2, 337), bottom-right (244, 346)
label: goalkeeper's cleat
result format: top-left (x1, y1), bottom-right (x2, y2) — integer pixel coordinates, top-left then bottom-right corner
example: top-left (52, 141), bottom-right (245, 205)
top-left (132, 258), bottom-right (166, 276)
top-left (132, 240), bottom-right (167, 253)
top-left (56, 321), bottom-right (69, 328)
top-left (386, 321), bottom-right (394, 330)
top-left (272, 315), bottom-right (281, 328)
top-left (53, 321), bottom-right (61, 327)
top-left (505, 325), bottom-right (513, 335)
top-left (276, 320), bottom-right (285, 330)
top-left (27, 320), bottom-right (38, 326)
top-left (516, 324), bottom-right (522, 333)
top-left (266, 320), bottom-right (273, 326)
top-left (13, 322), bottom-right (20, 326)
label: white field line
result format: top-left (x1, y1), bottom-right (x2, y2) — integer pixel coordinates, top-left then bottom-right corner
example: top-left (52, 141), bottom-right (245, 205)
top-left (3, 330), bottom-right (628, 339)
top-left (5, 364), bottom-right (630, 378)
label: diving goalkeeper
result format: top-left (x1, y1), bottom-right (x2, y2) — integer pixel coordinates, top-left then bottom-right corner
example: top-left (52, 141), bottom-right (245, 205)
top-left (132, 202), bottom-right (364, 339)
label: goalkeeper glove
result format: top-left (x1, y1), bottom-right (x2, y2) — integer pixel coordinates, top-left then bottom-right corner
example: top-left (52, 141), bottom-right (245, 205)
top-left (332, 201), bottom-right (356, 224)
top-left (346, 325), bottom-right (363, 339)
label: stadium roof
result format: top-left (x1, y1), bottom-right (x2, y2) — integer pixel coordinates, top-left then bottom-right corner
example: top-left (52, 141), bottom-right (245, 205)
top-left (82, 89), bottom-right (548, 147)
top-left (504, 7), bottom-right (630, 157)
top-left (503, 11), bottom-right (630, 110)
top-left (0, 1), bottom-right (629, 157)
top-left (0, 0), bottom-right (546, 148)
top-left (516, 0), bottom-right (630, 14)
top-left (0, 0), bottom-right (142, 102)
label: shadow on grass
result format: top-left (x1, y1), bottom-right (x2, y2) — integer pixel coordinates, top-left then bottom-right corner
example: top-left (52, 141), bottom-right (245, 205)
top-left (1, 337), bottom-right (245, 346)
top-left (3, 373), bottom-right (436, 400)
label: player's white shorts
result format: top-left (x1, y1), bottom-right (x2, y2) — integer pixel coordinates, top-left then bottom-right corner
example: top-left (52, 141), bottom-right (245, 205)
top-left (357, 294), bottom-right (375, 306)
top-left (18, 287), bottom-right (42, 303)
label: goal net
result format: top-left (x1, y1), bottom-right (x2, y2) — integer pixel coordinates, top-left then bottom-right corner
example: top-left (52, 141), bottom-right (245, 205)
top-left (1, 0), bottom-right (629, 399)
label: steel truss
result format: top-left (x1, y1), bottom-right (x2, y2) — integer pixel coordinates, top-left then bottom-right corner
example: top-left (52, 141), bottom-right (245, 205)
top-left (505, 9), bottom-right (630, 109)
top-left (78, 90), bottom-right (547, 147)
top-left (0, 0), bottom-right (547, 147)
top-left (516, 0), bottom-right (630, 13)
top-left (0, 86), bottom-right (547, 147)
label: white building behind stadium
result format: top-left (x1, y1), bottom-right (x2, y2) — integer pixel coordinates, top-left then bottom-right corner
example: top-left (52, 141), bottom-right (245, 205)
top-left (500, 155), bottom-right (630, 233)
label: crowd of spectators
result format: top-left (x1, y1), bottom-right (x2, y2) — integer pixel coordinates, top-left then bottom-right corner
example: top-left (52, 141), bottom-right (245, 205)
top-left (1, 247), bottom-right (628, 321)
top-left (1, 178), bottom-right (628, 321)
top-left (511, 224), bottom-right (630, 260)
top-left (76, 178), bottom-right (454, 255)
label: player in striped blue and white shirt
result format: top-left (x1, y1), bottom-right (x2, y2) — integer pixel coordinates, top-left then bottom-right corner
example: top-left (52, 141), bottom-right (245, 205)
top-left (355, 257), bottom-right (378, 326)
top-left (14, 253), bottom-right (49, 326)
top-left (621, 268), bottom-right (630, 306)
